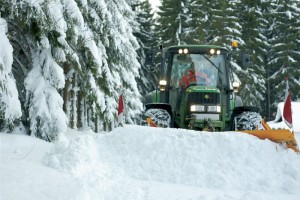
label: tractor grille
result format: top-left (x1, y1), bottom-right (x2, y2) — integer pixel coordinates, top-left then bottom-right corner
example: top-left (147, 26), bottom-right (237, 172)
top-left (187, 92), bottom-right (220, 105)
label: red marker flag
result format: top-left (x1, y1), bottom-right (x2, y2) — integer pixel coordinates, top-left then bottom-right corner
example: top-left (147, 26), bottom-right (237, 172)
top-left (283, 79), bottom-right (292, 129)
top-left (118, 95), bottom-right (124, 126)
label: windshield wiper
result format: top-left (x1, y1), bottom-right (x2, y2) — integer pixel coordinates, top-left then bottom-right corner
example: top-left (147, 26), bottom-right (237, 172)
top-left (203, 55), bottom-right (223, 75)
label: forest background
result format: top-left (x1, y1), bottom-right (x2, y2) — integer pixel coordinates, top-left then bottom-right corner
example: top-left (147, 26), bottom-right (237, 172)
top-left (0, 0), bottom-right (299, 141)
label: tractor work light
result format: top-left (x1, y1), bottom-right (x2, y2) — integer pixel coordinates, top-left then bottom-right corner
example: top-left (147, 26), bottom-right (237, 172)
top-left (178, 48), bottom-right (189, 54)
top-left (159, 80), bottom-right (167, 91)
top-left (210, 49), bottom-right (221, 55)
top-left (190, 105), bottom-right (205, 112)
top-left (207, 105), bottom-right (221, 113)
top-left (159, 80), bottom-right (167, 86)
top-left (232, 81), bottom-right (240, 93)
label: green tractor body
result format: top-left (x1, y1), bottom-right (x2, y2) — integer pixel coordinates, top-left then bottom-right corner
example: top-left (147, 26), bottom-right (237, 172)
top-left (144, 45), bottom-right (241, 131)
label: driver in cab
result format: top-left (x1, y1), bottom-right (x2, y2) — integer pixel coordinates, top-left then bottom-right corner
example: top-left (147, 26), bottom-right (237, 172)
top-left (179, 62), bottom-right (210, 88)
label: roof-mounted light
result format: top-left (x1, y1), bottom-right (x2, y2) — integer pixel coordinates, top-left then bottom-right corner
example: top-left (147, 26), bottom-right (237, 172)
top-left (178, 48), bottom-right (189, 54)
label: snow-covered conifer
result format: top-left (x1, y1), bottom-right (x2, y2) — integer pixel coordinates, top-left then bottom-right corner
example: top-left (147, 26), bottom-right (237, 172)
top-left (236, 0), bottom-right (266, 109)
top-left (25, 47), bottom-right (67, 141)
top-left (156, 0), bottom-right (189, 46)
top-left (0, 18), bottom-right (22, 130)
top-left (267, 0), bottom-right (300, 112)
top-left (133, 0), bottom-right (158, 96)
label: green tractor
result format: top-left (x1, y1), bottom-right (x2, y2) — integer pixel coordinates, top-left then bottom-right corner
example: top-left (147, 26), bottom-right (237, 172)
top-left (143, 43), bottom-right (249, 131)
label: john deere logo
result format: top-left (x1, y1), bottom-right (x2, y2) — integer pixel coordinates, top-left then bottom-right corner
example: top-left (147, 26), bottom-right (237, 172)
top-left (204, 94), bottom-right (209, 99)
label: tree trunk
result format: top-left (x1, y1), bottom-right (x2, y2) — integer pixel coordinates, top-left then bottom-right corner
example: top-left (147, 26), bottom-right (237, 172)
top-left (77, 89), bottom-right (83, 128)
top-left (63, 63), bottom-right (70, 113)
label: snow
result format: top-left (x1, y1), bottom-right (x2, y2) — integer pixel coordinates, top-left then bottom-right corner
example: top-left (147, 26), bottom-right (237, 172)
top-left (1, 122), bottom-right (300, 200)
top-left (149, 0), bottom-right (161, 11)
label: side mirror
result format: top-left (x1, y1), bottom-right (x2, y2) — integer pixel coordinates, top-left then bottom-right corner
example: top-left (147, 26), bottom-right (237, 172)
top-left (241, 53), bottom-right (250, 68)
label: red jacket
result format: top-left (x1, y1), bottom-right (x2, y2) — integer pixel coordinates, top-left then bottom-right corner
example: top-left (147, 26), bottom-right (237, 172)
top-left (180, 70), bottom-right (209, 88)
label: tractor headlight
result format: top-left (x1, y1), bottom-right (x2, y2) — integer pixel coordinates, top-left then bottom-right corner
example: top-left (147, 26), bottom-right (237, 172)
top-left (159, 80), bottom-right (167, 91)
top-left (190, 105), bottom-right (205, 112)
top-left (207, 105), bottom-right (221, 113)
top-left (159, 80), bottom-right (167, 86)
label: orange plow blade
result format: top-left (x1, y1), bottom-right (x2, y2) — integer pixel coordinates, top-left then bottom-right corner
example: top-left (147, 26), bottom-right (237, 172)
top-left (241, 120), bottom-right (299, 153)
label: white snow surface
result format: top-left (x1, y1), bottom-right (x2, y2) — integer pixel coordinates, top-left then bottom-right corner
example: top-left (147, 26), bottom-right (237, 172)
top-left (1, 124), bottom-right (300, 200)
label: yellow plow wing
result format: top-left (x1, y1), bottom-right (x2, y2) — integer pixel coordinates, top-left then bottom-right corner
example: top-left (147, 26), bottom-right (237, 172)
top-left (241, 120), bottom-right (299, 153)
top-left (146, 117), bottom-right (299, 153)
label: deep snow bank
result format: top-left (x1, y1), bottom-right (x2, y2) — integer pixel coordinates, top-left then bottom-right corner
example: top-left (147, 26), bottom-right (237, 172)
top-left (44, 126), bottom-right (300, 195)
top-left (1, 125), bottom-right (300, 200)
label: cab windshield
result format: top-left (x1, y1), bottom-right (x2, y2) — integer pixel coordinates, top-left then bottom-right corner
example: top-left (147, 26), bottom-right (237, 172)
top-left (170, 54), bottom-right (225, 89)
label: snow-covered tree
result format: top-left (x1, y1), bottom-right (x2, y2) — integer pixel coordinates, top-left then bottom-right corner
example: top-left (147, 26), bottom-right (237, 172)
top-left (267, 0), bottom-right (300, 113)
top-left (106, 0), bottom-right (143, 125)
top-left (236, 0), bottom-right (267, 110)
top-left (25, 47), bottom-right (67, 141)
top-left (181, 0), bottom-right (208, 44)
top-left (133, 0), bottom-right (158, 96)
top-left (156, 0), bottom-right (189, 46)
top-left (3, 0), bottom-right (70, 140)
top-left (0, 18), bottom-right (22, 130)
top-left (0, 0), bottom-right (144, 137)
top-left (75, 0), bottom-right (143, 130)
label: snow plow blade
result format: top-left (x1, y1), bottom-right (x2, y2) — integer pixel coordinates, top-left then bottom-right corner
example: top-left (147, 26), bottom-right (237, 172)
top-left (228, 106), bottom-right (299, 153)
top-left (241, 120), bottom-right (299, 153)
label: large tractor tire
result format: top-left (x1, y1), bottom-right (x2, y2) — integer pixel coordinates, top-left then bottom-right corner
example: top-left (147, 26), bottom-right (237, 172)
top-left (226, 106), bottom-right (263, 131)
top-left (141, 103), bottom-right (173, 128)
top-left (234, 111), bottom-right (263, 131)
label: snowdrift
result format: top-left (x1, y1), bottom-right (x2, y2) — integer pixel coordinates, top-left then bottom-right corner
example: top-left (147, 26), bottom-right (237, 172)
top-left (1, 126), bottom-right (300, 200)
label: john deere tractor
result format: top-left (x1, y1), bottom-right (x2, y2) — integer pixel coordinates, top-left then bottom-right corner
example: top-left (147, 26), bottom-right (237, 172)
top-left (143, 43), bottom-right (247, 131)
